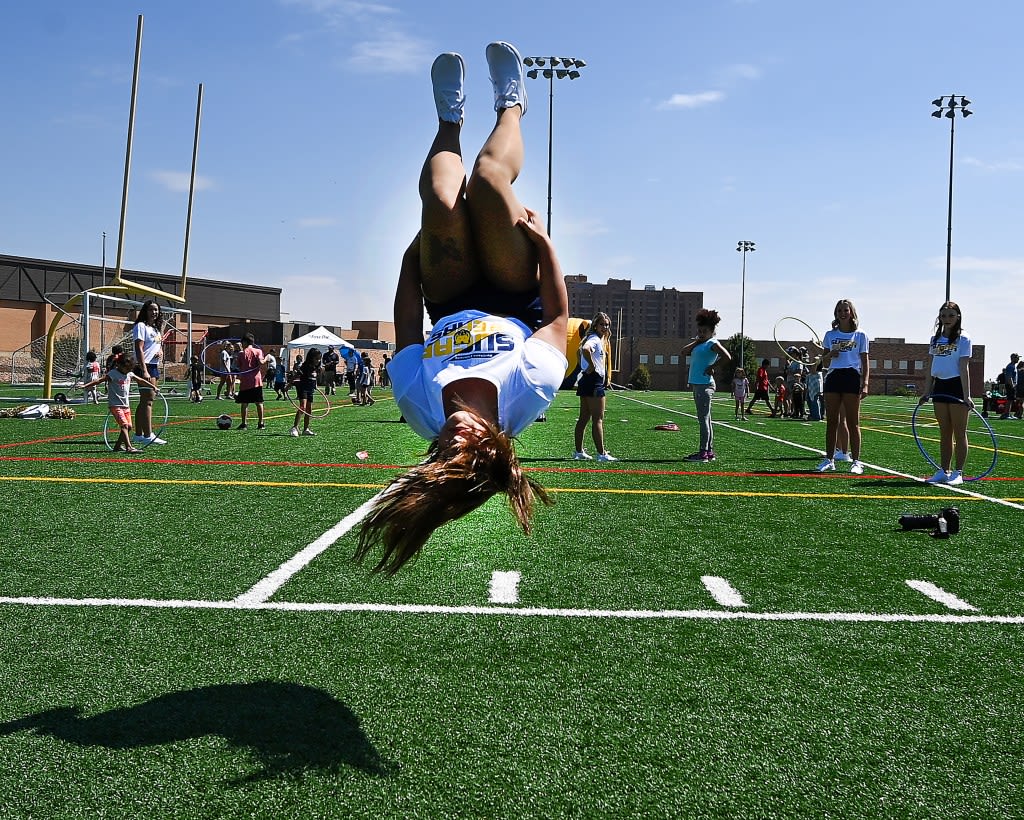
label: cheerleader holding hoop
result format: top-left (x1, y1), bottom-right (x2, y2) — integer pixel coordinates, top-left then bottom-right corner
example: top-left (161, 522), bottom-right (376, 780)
top-left (918, 301), bottom-right (973, 486)
top-left (354, 41), bottom-right (569, 575)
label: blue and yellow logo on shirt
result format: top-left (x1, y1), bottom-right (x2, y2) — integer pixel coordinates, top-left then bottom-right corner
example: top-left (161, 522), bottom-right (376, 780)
top-left (424, 318), bottom-right (515, 361)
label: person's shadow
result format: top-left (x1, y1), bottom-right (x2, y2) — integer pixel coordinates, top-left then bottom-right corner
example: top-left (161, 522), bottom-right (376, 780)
top-left (0, 680), bottom-right (396, 785)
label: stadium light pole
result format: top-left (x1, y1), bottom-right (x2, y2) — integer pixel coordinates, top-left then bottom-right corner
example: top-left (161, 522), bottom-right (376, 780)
top-left (736, 241), bottom-right (755, 355)
top-left (931, 94), bottom-right (972, 302)
top-left (523, 55), bottom-right (586, 236)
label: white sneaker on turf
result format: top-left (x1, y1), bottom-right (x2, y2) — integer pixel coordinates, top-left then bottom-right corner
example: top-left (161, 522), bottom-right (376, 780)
top-left (486, 41), bottom-right (527, 115)
top-left (833, 450), bottom-right (853, 462)
top-left (596, 452), bottom-right (619, 462)
top-left (573, 451), bottom-right (593, 460)
top-left (816, 458), bottom-right (835, 472)
top-left (947, 470), bottom-right (964, 486)
top-left (302, 428), bottom-right (316, 436)
top-left (146, 434), bottom-right (167, 445)
top-left (431, 52), bottom-right (465, 123)
top-left (290, 427), bottom-right (299, 437)
top-left (926, 469), bottom-right (950, 484)
top-left (850, 460), bottom-right (864, 475)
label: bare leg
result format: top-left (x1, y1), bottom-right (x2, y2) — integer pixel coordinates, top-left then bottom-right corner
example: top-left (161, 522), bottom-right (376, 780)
top-left (466, 107), bottom-right (537, 292)
top-left (418, 122), bottom-right (478, 304)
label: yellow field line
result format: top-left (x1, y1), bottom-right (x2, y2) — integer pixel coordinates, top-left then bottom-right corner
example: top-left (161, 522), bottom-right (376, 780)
top-left (0, 474), bottom-right (1015, 502)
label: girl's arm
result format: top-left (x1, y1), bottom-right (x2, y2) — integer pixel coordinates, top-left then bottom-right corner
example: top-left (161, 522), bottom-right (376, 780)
top-left (920, 364), bottom-right (934, 405)
top-left (394, 234), bottom-right (426, 353)
top-left (860, 351), bottom-right (870, 397)
top-left (959, 353), bottom-right (974, 408)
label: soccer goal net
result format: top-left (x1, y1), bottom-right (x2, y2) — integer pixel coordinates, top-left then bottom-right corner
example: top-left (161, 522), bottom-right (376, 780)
top-left (10, 290), bottom-right (194, 387)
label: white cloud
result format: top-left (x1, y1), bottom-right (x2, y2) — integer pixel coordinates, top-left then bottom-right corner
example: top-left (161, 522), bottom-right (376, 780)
top-left (962, 156), bottom-right (1024, 172)
top-left (657, 91), bottom-right (725, 110)
top-left (150, 170), bottom-right (215, 193)
top-left (346, 30), bottom-right (431, 73)
top-left (719, 63), bottom-right (762, 82)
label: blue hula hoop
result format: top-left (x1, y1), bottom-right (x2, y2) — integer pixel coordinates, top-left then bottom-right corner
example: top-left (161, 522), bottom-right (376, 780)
top-left (911, 393), bottom-right (997, 481)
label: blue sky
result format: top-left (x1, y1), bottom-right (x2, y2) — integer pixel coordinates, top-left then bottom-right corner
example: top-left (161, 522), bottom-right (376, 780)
top-left (4, 0), bottom-right (1022, 377)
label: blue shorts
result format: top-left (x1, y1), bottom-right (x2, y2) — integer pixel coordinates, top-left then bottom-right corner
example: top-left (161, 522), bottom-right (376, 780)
top-left (139, 362), bottom-right (160, 392)
top-left (576, 371), bottom-right (607, 398)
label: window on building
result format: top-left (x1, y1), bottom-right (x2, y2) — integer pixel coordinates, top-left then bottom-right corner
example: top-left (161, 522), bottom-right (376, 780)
top-left (670, 355), bottom-right (679, 365)
top-left (899, 360), bottom-right (908, 370)
top-left (869, 359), bottom-right (877, 369)
top-left (655, 355), bottom-right (664, 365)
top-left (883, 360), bottom-right (893, 369)
top-left (915, 360), bottom-right (925, 370)
top-left (639, 354), bottom-right (648, 364)
top-left (770, 358), bottom-right (779, 369)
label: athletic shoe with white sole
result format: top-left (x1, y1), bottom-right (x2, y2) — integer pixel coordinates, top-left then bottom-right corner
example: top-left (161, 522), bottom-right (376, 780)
top-left (926, 469), bottom-right (950, 484)
top-left (850, 460), bottom-right (865, 475)
top-left (596, 452), bottom-right (618, 462)
top-left (146, 433), bottom-right (167, 445)
top-left (573, 451), bottom-right (593, 460)
top-left (302, 428), bottom-right (316, 436)
top-left (683, 452), bottom-right (707, 462)
top-left (833, 450), bottom-right (853, 462)
top-left (431, 52), bottom-right (465, 123)
top-left (947, 470), bottom-right (964, 486)
top-left (290, 427), bottom-right (299, 437)
top-left (486, 41), bottom-right (527, 115)
top-left (815, 458), bottom-right (835, 472)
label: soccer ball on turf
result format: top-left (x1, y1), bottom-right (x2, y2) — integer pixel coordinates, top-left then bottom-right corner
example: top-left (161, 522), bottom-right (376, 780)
top-left (216, 414), bottom-right (232, 430)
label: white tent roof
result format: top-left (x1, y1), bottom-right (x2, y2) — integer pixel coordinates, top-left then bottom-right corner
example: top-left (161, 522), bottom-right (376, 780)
top-left (286, 326), bottom-right (354, 351)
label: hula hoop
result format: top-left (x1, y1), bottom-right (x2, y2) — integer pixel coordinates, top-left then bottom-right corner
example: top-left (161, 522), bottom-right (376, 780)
top-left (200, 337), bottom-right (261, 377)
top-left (773, 316), bottom-right (824, 366)
top-left (102, 390), bottom-right (170, 452)
top-left (911, 393), bottom-right (997, 481)
top-left (286, 386), bottom-right (332, 419)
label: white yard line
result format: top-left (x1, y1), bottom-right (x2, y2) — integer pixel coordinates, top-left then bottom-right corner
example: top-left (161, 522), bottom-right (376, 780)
top-left (232, 491), bottom-right (384, 605)
top-left (488, 571), bottom-right (521, 604)
top-left (2, 594), bottom-right (1022, 624)
top-left (701, 575), bottom-right (748, 608)
top-left (906, 579), bottom-right (978, 612)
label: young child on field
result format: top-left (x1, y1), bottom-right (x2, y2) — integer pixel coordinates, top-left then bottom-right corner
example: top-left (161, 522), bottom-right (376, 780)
top-left (274, 359), bottom-right (288, 399)
top-left (82, 350), bottom-right (159, 453)
top-left (790, 372), bottom-right (806, 418)
top-left (188, 354), bottom-right (204, 403)
top-left (82, 350), bottom-right (101, 404)
top-left (732, 367), bottom-right (749, 420)
top-left (356, 353), bottom-right (375, 406)
top-left (772, 376), bottom-right (788, 418)
top-left (289, 348), bottom-right (321, 436)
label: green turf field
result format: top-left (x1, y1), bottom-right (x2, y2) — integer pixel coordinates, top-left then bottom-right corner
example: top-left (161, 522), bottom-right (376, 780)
top-left (1, 385), bottom-right (1021, 818)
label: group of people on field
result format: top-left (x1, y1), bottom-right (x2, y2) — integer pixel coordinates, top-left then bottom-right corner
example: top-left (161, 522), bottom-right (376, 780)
top-left (81, 40), bottom-right (981, 573)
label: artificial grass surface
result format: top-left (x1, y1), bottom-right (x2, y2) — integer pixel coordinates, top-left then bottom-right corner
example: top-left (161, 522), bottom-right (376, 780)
top-left (1, 387), bottom-right (1022, 818)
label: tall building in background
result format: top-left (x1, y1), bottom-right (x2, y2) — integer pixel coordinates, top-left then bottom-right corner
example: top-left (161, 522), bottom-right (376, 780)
top-left (564, 275), bottom-right (704, 388)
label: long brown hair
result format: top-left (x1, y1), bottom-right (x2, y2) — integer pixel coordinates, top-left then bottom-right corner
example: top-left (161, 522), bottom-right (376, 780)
top-left (354, 412), bottom-right (552, 574)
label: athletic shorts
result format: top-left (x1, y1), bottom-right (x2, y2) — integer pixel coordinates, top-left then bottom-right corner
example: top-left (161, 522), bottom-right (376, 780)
top-left (296, 385), bottom-right (316, 401)
top-left (138, 362), bottom-right (160, 392)
top-left (576, 371), bottom-right (607, 398)
top-left (110, 406), bottom-right (132, 428)
top-left (235, 387), bottom-right (264, 404)
top-left (931, 377), bottom-right (965, 403)
top-left (425, 282), bottom-right (543, 331)
top-left (824, 367), bottom-right (861, 394)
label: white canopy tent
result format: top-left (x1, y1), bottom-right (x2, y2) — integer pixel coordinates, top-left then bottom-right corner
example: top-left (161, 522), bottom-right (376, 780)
top-left (286, 326), bottom-right (355, 354)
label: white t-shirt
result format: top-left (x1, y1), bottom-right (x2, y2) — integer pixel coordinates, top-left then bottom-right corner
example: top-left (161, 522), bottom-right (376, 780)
top-left (389, 310), bottom-right (568, 440)
top-left (823, 328), bottom-right (869, 372)
top-left (929, 332), bottom-right (971, 380)
top-left (580, 334), bottom-right (606, 379)
top-left (131, 322), bottom-right (162, 364)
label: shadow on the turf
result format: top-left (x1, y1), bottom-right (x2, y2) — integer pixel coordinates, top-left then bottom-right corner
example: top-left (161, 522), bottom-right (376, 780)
top-left (0, 680), bottom-right (397, 784)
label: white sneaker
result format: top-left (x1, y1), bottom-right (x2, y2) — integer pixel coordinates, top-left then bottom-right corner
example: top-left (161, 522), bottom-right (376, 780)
top-left (947, 470), bottom-right (964, 486)
top-left (431, 52), bottom-right (465, 123)
top-left (302, 428), bottom-right (316, 436)
top-left (926, 469), bottom-right (950, 484)
top-left (147, 434), bottom-right (167, 445)
top-left (815, 458), bottom-right (835, 472)
top-left (486, 41), bottom-right (527, 115)
top-left (850, 460), bottom-right (864, 475)
top-left (833, 450), bottom-right (853, 462)
top-left (290, 427), bottom-right (299, 437)
top-left (596, 452), bottom-right (619, 462)
top-left (573, 451), bottom-right (593, 460)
